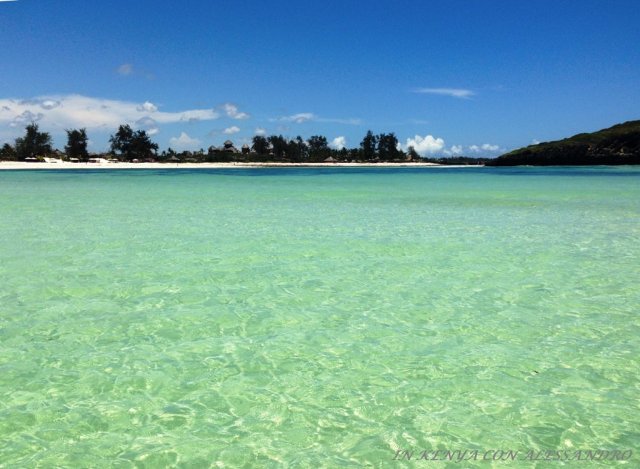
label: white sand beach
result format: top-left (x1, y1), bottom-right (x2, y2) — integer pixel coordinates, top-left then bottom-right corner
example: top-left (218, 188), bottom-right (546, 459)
top-left (0, 160), bottom-right (471, 170)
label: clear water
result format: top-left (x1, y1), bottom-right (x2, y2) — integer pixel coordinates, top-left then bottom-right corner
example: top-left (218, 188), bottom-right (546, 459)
top-left (1, 166), bottom-right (639, 468)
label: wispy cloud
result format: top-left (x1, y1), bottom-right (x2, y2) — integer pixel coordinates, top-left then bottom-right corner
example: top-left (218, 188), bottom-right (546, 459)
top-left (319, 117), bottom-right (362, 125)
top-left (272, 113), bottom-right (361, 125)
top-left (274, 113), bottom-right (316, 124)
top-left (116, 64), bottom-right (134, 76)
top-left (412, 87), bottom-right (475, 99)
top-left (221, 103), bottom-right (250, 120)
top-left (0, 95), bottom-right (221, 132)
top-left (116, 63), bottom-right (155, 80)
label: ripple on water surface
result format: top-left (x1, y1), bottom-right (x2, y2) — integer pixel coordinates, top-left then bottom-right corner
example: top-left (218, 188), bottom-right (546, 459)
top-left (0, 167), bottom-right (639, 467)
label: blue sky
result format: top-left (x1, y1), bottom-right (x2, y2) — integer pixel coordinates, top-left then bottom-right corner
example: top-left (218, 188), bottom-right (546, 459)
top-left (1, 0), bottom-right (639, 156)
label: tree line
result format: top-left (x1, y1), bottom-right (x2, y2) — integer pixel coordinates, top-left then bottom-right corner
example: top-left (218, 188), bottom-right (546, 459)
top-left (0, 123), bottom-right (158, 162)
top-left (0, 122), bottom-right (488, 164)
top-left (244, 131), bottom-right (421, 163)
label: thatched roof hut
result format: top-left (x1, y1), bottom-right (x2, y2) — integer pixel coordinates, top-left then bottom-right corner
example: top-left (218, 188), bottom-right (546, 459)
top-left (222, 140), bottom-right (239, 153)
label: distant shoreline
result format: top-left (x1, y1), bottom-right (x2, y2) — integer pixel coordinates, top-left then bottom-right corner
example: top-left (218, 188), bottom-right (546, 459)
top-left (0, 161), bottom-right (482, 170)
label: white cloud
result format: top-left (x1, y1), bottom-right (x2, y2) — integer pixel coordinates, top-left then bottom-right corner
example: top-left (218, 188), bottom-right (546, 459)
top-left (116, 63), bottom-right (155, 80)
top-left (330, 136), bottom-right (346, 150)
top-left (276, 113), bottom-right (316, 124)
top-left (223, 126), bottom-right (240, 135)
top-left (10, 110), bottom-right (44, 127)
top-left (321, 117), bottom-right (362, 125)
top-left (0, 95), bottom-right (220, 131)
top-left (450, 145), bottom-right (464, 155)
top-left (222, 103), bottom-right (250, 120)
top-left (272, 113), bottom-right (361, 125)
top-left (413, 87), bottom-right (475, 99)
top-left (169, 132), bottom-right (201, 151)
top-left (136, 101), bottom-right (158, 113)
top-left (135, 116), bottom-right (159, 135)
top-left (40, 99), bottom-right (60, 110)
top-left (532, 139), bottom-right (540, 145)
top-left (404, 134), bottom-right (446, 156)
top-left (117, 64), bottom-right (134, 76)
top-left (469, 143), bottom-right (502, 153)
top-left (254, 127), bottom-right (267, 136)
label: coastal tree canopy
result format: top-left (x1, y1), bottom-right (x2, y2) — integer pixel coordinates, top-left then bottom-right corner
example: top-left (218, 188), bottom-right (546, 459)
top-left (251, 135), bottom-right (269, 155)
top-left (15, 123), bottom-right (52, 160)
top-left (65, 128), bottom-right (89, 161)
top-left (268, 135), bottom-right (288, 160)
top-left (1, 124), bottom-right (497, 165)
top-left (109, 124), bottom-right (158, 161)
top-left (308, 135), bottom-right (329, 161)
top-left (407, 146), bottom-right (420, 161)
top-left (360, 131), bottom-right (378, 161)
top-left (1, 143), bottom-right (16, 161)
top-left (377, 133), bottom-right (401, 160)
top-left (287, 136), bottom-right (307, 162)
top-left (5, 120), bottom-right (640, 166)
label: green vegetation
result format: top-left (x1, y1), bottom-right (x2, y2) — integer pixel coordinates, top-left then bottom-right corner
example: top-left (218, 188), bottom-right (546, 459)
top-left (3, 120), bottom-right (639, 166)
top-left (109, 124), bottom-right (159, 161)
top-left (1, 124), bottom-right (433, 164)
top-left (423, 156), bottom-right (491, 165)
top-left (159, 131), bottom-right (421, 163)
top-left (488, 120), bottom-right (640, 166)
top-left (65, 128), bottom-right (89, 162)
top-left (14, 123), bottom-right (52, 161)
top-left (1, 143), bottom-right (17, 161)
top-left (251, 136), bottom-right (269, 156)
top-left (307, 135), bottom-right (330, 161)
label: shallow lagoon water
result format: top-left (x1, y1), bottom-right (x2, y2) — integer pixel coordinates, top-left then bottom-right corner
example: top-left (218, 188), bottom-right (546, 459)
top-left (1, 166), bottom-right (639, 467)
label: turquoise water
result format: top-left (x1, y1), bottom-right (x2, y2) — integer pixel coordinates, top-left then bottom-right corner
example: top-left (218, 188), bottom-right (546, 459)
top-left (0, 166), bottom-right (639, 468)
